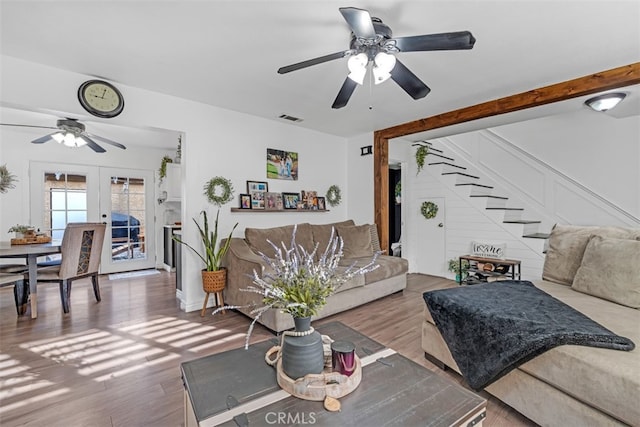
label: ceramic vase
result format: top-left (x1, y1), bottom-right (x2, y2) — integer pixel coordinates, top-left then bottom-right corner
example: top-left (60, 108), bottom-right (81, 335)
top-left (281, 316), bottom-right (324, 379)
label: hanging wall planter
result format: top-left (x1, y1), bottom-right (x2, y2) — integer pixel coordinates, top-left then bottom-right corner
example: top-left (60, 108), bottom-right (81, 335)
top-left (415, 145), bottom-right (429, 174)
top-left (421, 201), bottom-right (439, 219)
top-left (0, 164), bottom-right (17, 193)
top-left (204, 176), bottom-right (234, 207)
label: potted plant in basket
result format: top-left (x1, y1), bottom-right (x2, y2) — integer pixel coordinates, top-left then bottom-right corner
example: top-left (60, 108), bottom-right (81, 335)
top-left (448, 258), bottom-right (470, 284)
top-left (8, 224), bottom-right (36, 239)
top-left (173, 210), bottom-right (238, 314)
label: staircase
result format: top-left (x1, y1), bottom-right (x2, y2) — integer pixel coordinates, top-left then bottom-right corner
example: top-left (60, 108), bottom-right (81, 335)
top-left (416, 141), bottom-right (551, 248)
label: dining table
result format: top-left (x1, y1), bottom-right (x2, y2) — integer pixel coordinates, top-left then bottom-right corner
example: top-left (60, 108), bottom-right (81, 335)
top-left (0, 240), bottom-right (61, 318)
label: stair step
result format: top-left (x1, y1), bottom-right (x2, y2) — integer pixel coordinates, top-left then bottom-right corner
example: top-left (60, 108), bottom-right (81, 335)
top-left (469, 195), bottom-right (508, 200)
top-left (442, 172), bottom-right (479, 179)
top-left (428, 152), bottom-right (454, 161)
top-left (455, 183), bottom-right (494, 189)
top-left (523, 233), bottom-right (551, 239)
top-left (485, 207), bottom-right (524, 211)
top-left (503, 220), bottom-right (542, 224)
top-left (428, 162), bottom-right (466, 170)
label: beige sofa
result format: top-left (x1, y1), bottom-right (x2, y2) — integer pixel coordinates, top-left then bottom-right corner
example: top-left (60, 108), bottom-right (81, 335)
top-left (422, 224), bottom-right (640, 426)
top-left (223, 220), bottom-right (408, 332)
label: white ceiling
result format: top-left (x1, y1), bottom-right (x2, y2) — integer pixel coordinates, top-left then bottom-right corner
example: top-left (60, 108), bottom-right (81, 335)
top-left (1, 0), bottom-right (639, 142)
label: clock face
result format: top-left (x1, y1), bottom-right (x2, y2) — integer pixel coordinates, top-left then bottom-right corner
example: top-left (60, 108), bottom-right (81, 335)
top-left (78, 80), bottom-right (124, 118)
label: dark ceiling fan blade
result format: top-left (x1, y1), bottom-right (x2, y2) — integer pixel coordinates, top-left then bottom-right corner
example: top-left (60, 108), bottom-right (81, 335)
top-left (31, 133), bottom-right (58, 144)
top-left (278, 51), bottom-right (350, 74)
top-left (78, 135), bottom-right (106, 153)
top-left (393, 31), bottom-right (476, 52)
top-left (339, 7), bottom-right (376, 39)
top-left (390, 59), bottom-right (431, 100)
top-left (331, 78), bottom-right (358, 109)
top-left (85, 132), bottom-right (126, 150)
top-left (1, 122), bottom-right (58, 130)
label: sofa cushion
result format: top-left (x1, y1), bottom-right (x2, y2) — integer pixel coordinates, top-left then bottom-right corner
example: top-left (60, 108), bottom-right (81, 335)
top-left (542, 224), bottom-right (640, 285)
top-left (571, 236), bottom-right (640, 309)
top-left (369, 224), bottom-right (382, 253)
top-left (335, 224), bottom-right (374, 258)
top-left (523, 279), bottom-right (640, 425)
top-left (245, 223), bottom-right (313, 258)
top-left (310, 220), bottom-right (355, 256)
top-left (340, 255), bottom-right (408, 285)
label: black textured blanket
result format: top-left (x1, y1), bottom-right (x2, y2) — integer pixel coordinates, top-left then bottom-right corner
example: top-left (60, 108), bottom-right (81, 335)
top-left (423, 280), bottom-right (635, 391)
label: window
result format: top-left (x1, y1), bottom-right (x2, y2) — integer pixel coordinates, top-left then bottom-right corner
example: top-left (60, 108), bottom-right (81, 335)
top-left (42, 172), bottom-right (87, 240)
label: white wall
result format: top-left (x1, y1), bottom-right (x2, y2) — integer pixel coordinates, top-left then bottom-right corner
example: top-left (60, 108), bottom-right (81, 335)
top-left (400, 107), bottom-right (639, 281)
top-left (345, 132), bottom-right (374, 225)
top-left (0, 55), bottom-right (369, 312)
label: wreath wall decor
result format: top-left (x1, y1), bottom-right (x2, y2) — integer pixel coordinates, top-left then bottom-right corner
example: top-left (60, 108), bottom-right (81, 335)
top-left (326, 185), bottom-right (342, 207)
top-left (204, 176), bottom-right (234, 207)
top-left (0, 164), bottom-right (17, 194)
top-left (421, 201), bottom-right (439, 219)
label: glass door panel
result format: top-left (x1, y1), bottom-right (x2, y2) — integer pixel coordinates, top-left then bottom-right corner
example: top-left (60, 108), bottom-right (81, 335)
top-left (100, 169), bottom-right (155, 273)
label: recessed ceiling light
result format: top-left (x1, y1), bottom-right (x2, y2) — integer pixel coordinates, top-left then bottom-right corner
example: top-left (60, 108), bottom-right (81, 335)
top-left (584, 92), bottom-right (626, 112)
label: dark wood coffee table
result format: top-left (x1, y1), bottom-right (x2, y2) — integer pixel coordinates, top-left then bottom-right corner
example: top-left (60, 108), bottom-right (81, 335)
top-left (181, 322), bottom-right (486, 427)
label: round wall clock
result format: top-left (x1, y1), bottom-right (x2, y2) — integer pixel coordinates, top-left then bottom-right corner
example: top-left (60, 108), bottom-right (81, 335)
top-left (78, 79), bottom-right (124, 118)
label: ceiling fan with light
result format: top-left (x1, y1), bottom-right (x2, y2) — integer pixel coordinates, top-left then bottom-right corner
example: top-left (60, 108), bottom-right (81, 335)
top-left (0, 118), bottom-right (126, 153)
top-left (278, 7), bottom-right (476, 109)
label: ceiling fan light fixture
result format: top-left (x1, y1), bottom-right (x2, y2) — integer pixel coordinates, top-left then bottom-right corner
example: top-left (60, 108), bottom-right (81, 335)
top-left (373, 52), bottom-right (396, 84)
top-left (347, 53), bottom-right (368, 85)
top-left (51, 132), bottom-right (65, 144)
top-left (585, 92), bottom-right (626, 112)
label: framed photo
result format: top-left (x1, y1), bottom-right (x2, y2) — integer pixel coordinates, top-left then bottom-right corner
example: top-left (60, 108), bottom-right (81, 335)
top-left (317, 196), bottom-right (326, 211)
top-left (300, 190), bottom-right (317, 210)
top-left (266, 148), bottom-right (298, 181)
top-left (282, 192), bottom-right (300, 210)
top-left (247, 180), bottom-right (268, 209)
top-left (239, 194), bottom-right (252, 209)
top-left (265, 192), bottom-right (283, 210)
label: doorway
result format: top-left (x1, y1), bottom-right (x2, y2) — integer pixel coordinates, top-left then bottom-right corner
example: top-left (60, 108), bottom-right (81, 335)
top-left (388, 163), bottom-right (402, 255)
top-left (29, 162), bottom-right (156, 274)
top-left (415, 197), bottom-right (446, 275)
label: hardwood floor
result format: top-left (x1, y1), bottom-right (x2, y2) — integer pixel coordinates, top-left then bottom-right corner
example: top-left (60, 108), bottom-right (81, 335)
top-left (0, 271), bottom-right (537, 426)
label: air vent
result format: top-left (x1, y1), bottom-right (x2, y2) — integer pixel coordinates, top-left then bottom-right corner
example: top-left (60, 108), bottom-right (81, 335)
top-left (278, 114), bottom-right (304, 123)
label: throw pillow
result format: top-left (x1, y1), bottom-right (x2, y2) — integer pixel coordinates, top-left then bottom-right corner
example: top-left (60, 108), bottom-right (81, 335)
top-left (369, 224), bottom-right (382, 253)
top-left (542, 224), bottom-right (640, 286)
top-left (245, 223), bottom-right (313, 258)
top-left (572, 236), bottom-right (640, 309)
top-left (310, 220), bottom-right (355, 254)
top-left (335, 224), bottom-right (374, 258)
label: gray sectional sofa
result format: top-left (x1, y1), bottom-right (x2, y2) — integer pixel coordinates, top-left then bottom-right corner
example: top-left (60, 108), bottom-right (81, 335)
top-left (421, 224), bottom-right (640, 426)
top-left (223, 220), bottom-right (408, 332)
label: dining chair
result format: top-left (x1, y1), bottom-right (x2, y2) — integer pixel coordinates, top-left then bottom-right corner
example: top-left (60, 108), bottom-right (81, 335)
top-left (0, 273), bottom-right (29, 315)
top-left (34, 223), bottom-right (106, 313)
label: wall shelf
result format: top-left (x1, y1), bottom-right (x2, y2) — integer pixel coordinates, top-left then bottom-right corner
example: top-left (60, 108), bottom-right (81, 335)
top-left (230, 208), bottom-right (329, 213)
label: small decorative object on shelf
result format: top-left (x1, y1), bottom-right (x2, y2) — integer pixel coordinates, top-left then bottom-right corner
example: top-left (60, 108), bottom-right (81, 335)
top-left (421, 201), bottom-right (439, 219)
top-left (415, 145), bottom-right (429, 174)
top-left (448, 258), bottom-right (470, 283)
top-left (204, 176), bottom-right (234, 207)
top-left (158, 155), bottom-right (173, 184)
top-left (0, 164), bottom-right (17, 193)
top-left (325, 185), bottom-right (341, 207)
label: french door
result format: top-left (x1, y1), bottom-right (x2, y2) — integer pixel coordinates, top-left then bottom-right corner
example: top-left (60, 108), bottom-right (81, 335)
top-left (30, 162), bottom-right (156, 274)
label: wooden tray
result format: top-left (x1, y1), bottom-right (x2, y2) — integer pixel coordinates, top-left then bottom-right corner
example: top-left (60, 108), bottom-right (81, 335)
top-left (275, 355), bottom-right (361, 401)
top-left (11, 235), bottom-right (52, 245)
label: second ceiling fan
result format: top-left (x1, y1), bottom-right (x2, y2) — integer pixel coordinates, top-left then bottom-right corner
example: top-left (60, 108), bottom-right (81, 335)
top-left (278, 7), bottom-right (476, 109)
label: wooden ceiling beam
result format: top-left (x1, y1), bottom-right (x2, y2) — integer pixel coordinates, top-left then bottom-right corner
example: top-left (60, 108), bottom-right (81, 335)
top-left (373, 62), bottom-right (640, 254)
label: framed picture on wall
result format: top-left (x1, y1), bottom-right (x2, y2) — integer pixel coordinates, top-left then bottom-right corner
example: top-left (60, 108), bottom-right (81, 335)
top-left (247, 180), bottom-right (268, 209)
top-left (282, 192), bottom-right (300, 209)
top-left (266, 148), bottom-right (298, 181)
top-left (239, 194), bottom-right (252, 209)
top-left (265, 192), bottom-right (283, 210)
top-left (317, 197), bottom-right (326, 211)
